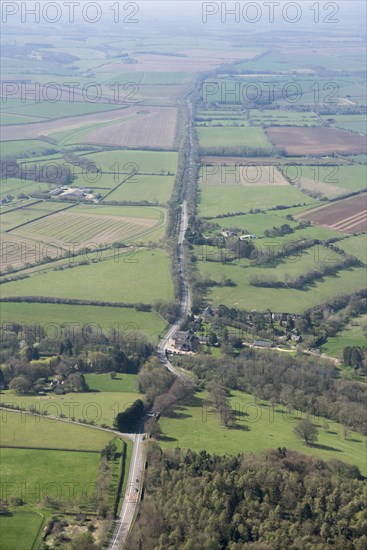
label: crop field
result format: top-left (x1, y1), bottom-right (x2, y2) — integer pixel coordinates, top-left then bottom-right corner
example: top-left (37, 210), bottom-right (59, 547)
top-left (197, 126), bottom-right (271, 150)
top-left (13, 206), bottom-right (165, 248)
top-left (106, 174), bottom-right (175, 203)
top-left (1, 201), bottom-right (73, 232)
top-left (0, 303), bottom-right (167, 340)
top-left (249, 109), bottom-right (321, 126)
top-left (0, 106), bottom-right (136, 141)
top-left (1, 233), bottom-right (62, 271)
top-left (1, 391), bottom-right (142, 427)
top-left (198, 183), bottom-right (313, 217)
top-left (0, 410), bottom-right (116, 450)
top-left (159, 390), bottom-right (367, 475)
top-left (1, 98), bottom-right (122, 121)
top-left (83, 150), bottom-right (178, 175)
top-left (281, 164), bottom-right (367, 198)
top-left (0, 513), bottom-right (45, 550)
top-left (1, 248), bottom-right (173, 303)
top-left (321, 315), bottom-right (366, 359)
top-left (200, 163), bottom-right (289, 187)
top-left (83, 106), bottom-right (178, 148)
top-left (196, 248), bottom-right (366, 313)
top-left (295, 194), bottom-right (367, 233)
top-left (266, 126), bottom-right (367, 156)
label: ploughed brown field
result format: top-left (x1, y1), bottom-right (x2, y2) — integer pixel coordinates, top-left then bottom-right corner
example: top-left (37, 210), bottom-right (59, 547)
top-left (84, 106), bottom-right (178, 149)
top-left (295, 193), bottom-right (367, 234)
top-left (266, 126), bottom-right (367, 156)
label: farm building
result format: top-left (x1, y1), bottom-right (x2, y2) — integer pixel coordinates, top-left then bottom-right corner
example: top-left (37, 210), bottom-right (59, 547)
top-left (254, 340), bottom-right (273, 348)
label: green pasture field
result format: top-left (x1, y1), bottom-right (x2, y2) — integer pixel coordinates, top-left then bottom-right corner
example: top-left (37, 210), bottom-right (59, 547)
top-left (107, 174), bottom-right (175, 203)
top-left (1, 391), bottom-right (141, 427)
top-left (84, 373), bottom-right (138, 393)
top-left (0, 113), bottom-right (46, 125)
top-left (1, 248), bottom-right (173, 303)
top-left (159, 390), bottom-right (367, 475)
top-left (198, 184), bottom-right (312, 217)
top-left (0, 448), bottom-right (101, 504)
top-left (82, 150), bottom-right (178, 174)
top-left (0, 512), bottom-right (45, 550)
top-left (0, 303), bottom-right (167, 341)
top-left (281, 164), bottom-right (367, 197)
top-left (321, 315), bottom-right (367, 359)
top-left (196, 248), bottom-right (366, 313)
top-left (0, 178), bottom-right (53, 196)
top-left (327, 114), bottom-right (367, 134)
top-left (249, 109), bottom-right (320, 126)
top-left (338, 234), bottom-right (367, 264)
top-left (140, 72), bottom-right (193, 85)
top-left (0, 139), bottom-right (59, 157)
top-left (0, 410), bottom-right (116, 450)
top-left (197, 126), bottom-right (271, 149)
top-left (1, 201), bottom-right (72, 232)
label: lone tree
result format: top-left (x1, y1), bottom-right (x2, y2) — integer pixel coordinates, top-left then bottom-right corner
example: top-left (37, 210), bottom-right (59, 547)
top-left (294, 416), bottom-right (318, 446)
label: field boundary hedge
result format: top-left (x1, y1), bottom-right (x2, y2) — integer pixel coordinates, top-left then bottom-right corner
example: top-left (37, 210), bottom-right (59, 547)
top-left (0, 296), bottom-right (152, 310)
top-left (0, 445), bottom-right (100, 453)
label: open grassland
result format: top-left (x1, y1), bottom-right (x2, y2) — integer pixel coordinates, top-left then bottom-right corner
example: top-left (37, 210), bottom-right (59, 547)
top-left (1, 248), bottom-right (173, 303)
top-left (84, 373), bottom-right (138, 393)
top-left (107, 174), bottom-right (175, 203)
top-left (326, 114), bottom-right (367, 134)
top-left (159, 390), bottom-right (367, 475)
top-left (0, 139), bottom-right (59, 157)
top-left (197, 126), bottom-right (271, 150)
top-left (282, 164), bottom-right (367, 198)
top-left (84, 106), bottom-right (178, 149)
top-left (0, 513), bottom-right (44, 550)
top-left (13, 205), bottom-right (166, 248)
top-left (1, 448), bottom-right (101, 503)
top-left (338, 234), bottom-right (367, 263)
top-left (295, 194), bottom-right (367, 233)
top-left (198, 184), bottom-right (312, 217)
top-left (0, 410), bottom-right (116, 450)
top-left (321, 315), bottom-right (367, 359)
top-left (0, 177), bottom-right (53, 196)
top-left (1, 391), bottom-right (142, 427)
top-left (0, 303), bottom-right (167, 340)
top-left (83, 149), bottom-right (178, 174)
top-left (197, 249), bottom-right (366, 313)
top-left (267, 126), bottom-right (367, 156)
top-left (249, 109), bottom-right (321, 126)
